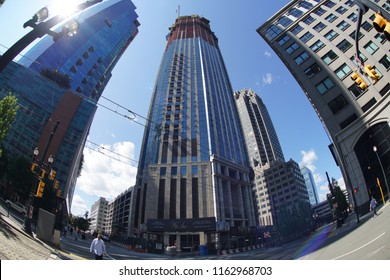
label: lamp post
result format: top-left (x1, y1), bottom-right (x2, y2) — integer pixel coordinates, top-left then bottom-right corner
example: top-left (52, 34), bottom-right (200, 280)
top-left (0, 0), bottom-right (102, 73)
top-left (373, 146), bottom-right (390, 202)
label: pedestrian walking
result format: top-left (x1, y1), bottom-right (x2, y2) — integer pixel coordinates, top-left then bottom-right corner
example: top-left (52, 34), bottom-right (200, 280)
top-left (370, 196), bottom-right (378, 219)
top-left (90, 234), bottom-right (106, 260)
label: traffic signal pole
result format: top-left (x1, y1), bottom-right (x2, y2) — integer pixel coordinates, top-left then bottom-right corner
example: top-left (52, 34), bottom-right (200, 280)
top-left (353, 0), bottom-right (390, 67)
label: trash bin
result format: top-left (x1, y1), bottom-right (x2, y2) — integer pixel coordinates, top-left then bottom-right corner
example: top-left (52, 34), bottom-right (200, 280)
top-left (199, 245), bottom-right (208, 256)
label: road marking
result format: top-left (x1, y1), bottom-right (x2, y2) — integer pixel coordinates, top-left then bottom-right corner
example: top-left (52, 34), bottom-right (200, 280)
top-left (367, 245), bottom-right (385, 258)
top-left (332, 232), bottom-right (386, 260)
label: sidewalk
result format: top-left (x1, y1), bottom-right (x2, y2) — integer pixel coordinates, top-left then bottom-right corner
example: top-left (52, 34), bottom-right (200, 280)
top-left (0, 212), bottom-right (79, 260)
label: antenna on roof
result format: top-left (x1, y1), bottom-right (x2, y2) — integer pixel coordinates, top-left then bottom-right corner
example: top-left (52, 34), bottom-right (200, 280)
top-left (177, 4), bottom-right (180, 18)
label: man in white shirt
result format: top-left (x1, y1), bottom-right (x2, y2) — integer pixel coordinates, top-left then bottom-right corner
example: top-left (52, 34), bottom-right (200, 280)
top-left (90, 234), bottom-right (107, 260)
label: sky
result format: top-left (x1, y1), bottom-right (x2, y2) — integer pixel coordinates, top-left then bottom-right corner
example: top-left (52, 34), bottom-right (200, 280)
top-left (0, 0), bottom-right (344, 217)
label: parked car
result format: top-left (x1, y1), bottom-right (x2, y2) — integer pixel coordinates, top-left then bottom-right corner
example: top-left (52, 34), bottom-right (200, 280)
top-left (6, 200), bottom-right (27, 216)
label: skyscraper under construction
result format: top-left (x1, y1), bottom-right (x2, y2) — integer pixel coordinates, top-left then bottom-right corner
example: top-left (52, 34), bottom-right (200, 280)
top-left (129, 15), bottom-right (256, 250)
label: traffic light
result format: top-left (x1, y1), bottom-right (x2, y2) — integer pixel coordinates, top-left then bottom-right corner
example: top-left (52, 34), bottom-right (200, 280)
top-left (350, 71), bottom-right (368, 90)
top-left (353, 188), bottom-right (358, 194)
top-left (49, 169), bottom-right (57, 180)
top-left (364, 64), bottom-right (379, 84)
top-left (40, 169), bottom-right (46, 179)
top-left (57, 189), bottom-right (62, 197)
top-left (54, 180), bottom-right (59, 190)
top-left (31, 163), bottom-right (38, 173)
top-left (373, 13), bottom-right (390, 40)
top-left (36, 180), bottom-right (45, 198)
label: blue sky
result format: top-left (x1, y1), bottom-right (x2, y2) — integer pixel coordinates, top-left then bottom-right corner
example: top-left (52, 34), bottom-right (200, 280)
top-left (0, 0), bottom-right (343, 217)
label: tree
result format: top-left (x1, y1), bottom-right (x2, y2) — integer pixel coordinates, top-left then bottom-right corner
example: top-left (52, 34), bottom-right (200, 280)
top-left (0, 94), bottom-right (19, 157)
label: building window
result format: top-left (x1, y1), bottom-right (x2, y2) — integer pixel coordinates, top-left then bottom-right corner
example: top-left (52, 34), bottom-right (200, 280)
top-left (336, 6), bottom-right (348, 14)
top-left (349, 30), bottom-right (364, 40)
top-left (286, 43), bottom-right (299, 54)
top-left (325, 13), bottom-right (338, 23)
top-left (374, 33), bottom-right (387, 44)
top-left (339, 114), bottom-right (357, 129)
top-left (379, 55), bottom-right (390, 70)
top-left (324, 1), bottom-right (336, 8)
top-left (266, 25), bottom-right (282, 39)
top-left (328, 94), bottom-right (349, 114)
top-left (348, 12), bottom-right (358, 22)
top-left (314, 7), bottom-right (326, 16)
top-left (316, 77), bottom-right (334, 94)
top-left (292, 24), bottom-right (304, 35)
top-left (361, 98), bottom-right (377, 113)
top-left (337, 20), bottom-right (350, 31)
top-left (325, 29), bottom-right (339, 41)
top-left (379, 83), bottom-right (390, 97)
top-left (160, 167), bottom-right (166, 176)
top-left (295, 51), bottom-right (310, 65)
top-left (310, 40), bottom-right (325, 52)
top-left (299, 1), bottom-right (313, 10)
top-left (300, 31), bottom-right (314, 43)
top-left (314, 22), bottom-right (326, 32)
top-left (322, 50), bottom-right (338, 65)
top-left (335, 63), bottom-right (352, 80)
top-left (364, 41), bottom-right (379, 55)
top-left (289, 8), bottom-right (304, 18)
top-left (337, 39), bottom-right (353, 52)
top-left (278, 35), bottom-right (291, 46)
top-left (278, 16), bottom-right (293, 28)
top-left (304, 63), bottom-right (321, 78)
top-left (303, 15), bottom-right (315, 25)
top-left (349, 84), bottom-right (365, 98)
top-left (180, 166), bottom-right (187, 175)
top-left (361, 21), bottom-right (373, 32)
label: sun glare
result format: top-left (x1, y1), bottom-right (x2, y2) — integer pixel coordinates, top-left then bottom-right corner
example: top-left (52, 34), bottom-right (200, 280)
top-left (47, 0), bottom-right (81, 18)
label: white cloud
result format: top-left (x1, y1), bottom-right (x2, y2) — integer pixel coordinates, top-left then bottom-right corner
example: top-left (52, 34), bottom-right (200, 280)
top-left (76, 141), bottom-right (138, 201)
top-left (71, 194), bottom-right (89, 217)
top-left (262, 73), bottom-right (273, 85)
top-left (264, 51), bottom-right (271, 57)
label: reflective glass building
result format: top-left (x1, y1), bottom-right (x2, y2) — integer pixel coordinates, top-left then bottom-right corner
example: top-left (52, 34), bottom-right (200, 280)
top-left (130, 15), bottom-right (256, 249)
top-left (20, 0), bottom-right (139, 101)
top-left (1, 0), bottom-right (139, 211)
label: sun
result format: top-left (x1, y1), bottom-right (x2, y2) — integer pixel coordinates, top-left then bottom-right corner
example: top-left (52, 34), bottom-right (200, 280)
top-left (48, 0), bottom-right (82, 18)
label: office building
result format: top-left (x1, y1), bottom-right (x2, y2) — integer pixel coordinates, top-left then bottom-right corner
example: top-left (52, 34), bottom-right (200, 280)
top-left (129, 15), bottom-right (256, 250)
top-left (235, 89), bottom-right (312, 237)
top-left (1, 0), bottom-right (139, 211)
top-left (90, 197), bottom-right (110, 234)
top-left (257, 0), bottom-right (389, 212)
top-left (301, 166), bottom-right (320, 206)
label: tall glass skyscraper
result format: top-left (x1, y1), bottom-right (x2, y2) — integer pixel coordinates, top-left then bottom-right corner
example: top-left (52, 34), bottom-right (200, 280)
top-left (301, 166), bottom-right (320, 206)
top-left (20, 0), bottom-right (139, 101)
top-left (1, 0), bottom-right (139, 211)
top-left (130, 15), bottom-right (256, 250)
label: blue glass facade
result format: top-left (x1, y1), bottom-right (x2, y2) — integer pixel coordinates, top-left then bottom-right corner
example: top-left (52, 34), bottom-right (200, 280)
top-left (1, 0), bottom-right (139, 210)
top-left (20, 0), bottom-right (139, 101)
top-left (131, 16), bottom-right (256, 245)
top-left (0, 62), bottom-right (96, 209)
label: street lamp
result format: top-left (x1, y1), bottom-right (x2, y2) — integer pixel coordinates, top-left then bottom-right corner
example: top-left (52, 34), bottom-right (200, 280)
top-left (373, 146), bottom-right (390, 202)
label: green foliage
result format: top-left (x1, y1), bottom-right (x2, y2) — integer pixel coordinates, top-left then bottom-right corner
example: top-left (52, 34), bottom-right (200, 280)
top-left (69, 213), bottom-right (91, 231)
top-left (0, 94), bottom-right (19, 157)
